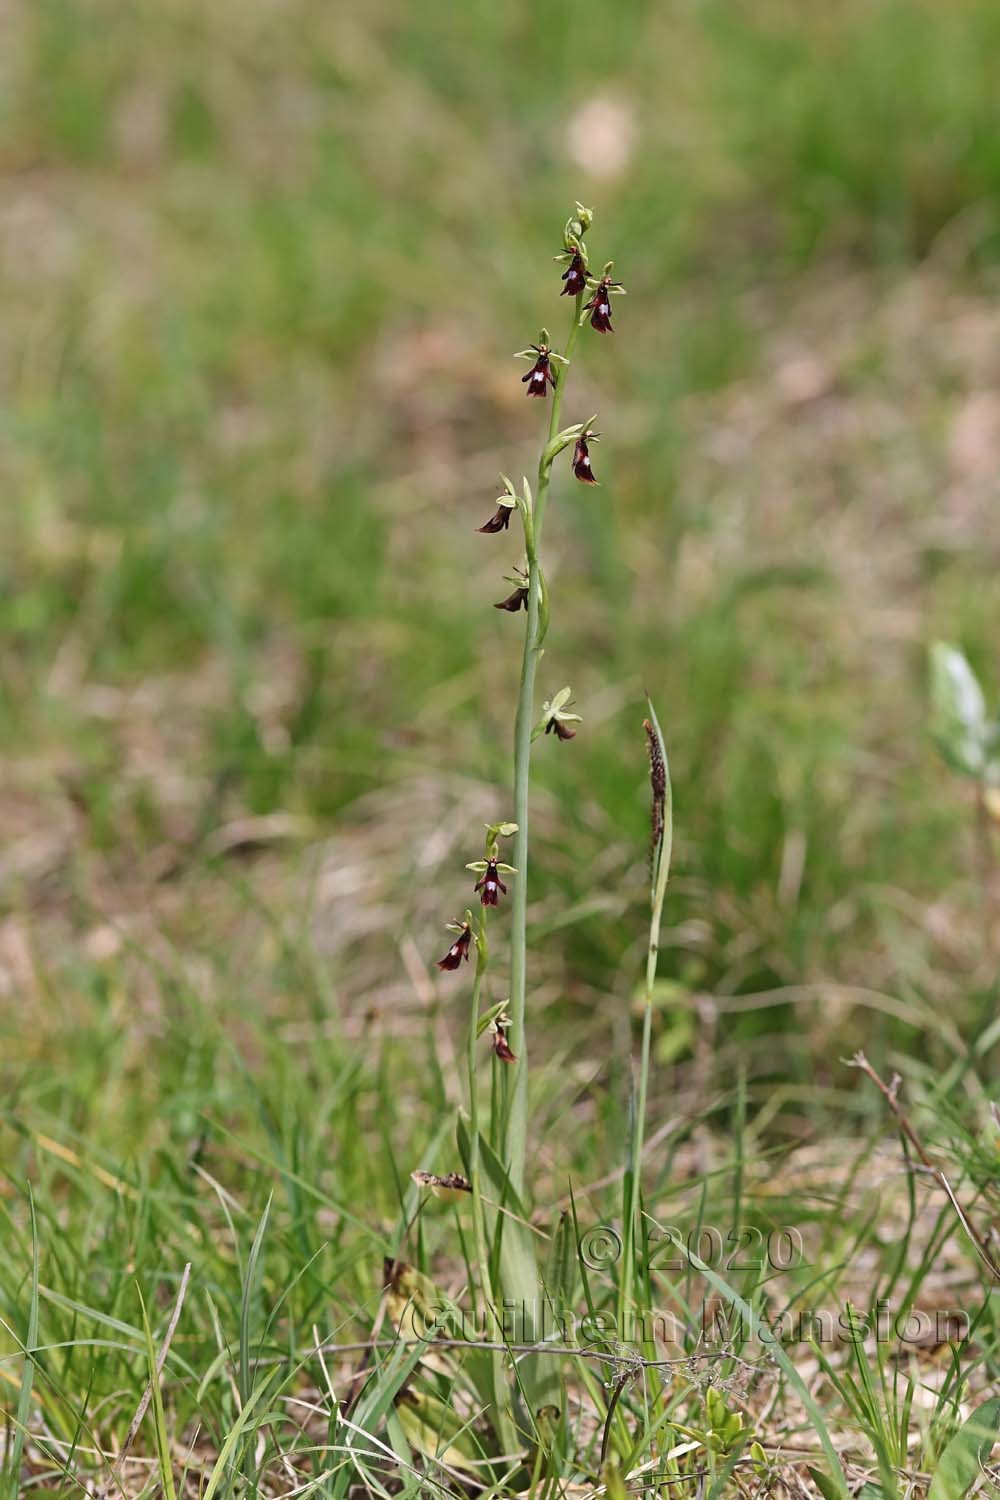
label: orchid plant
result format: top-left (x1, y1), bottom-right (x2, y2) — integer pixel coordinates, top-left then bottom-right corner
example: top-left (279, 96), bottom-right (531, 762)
top-left (435, 204), bottom-right (626, 1203)
top-left (396, 205), bottom-right (669, 1476)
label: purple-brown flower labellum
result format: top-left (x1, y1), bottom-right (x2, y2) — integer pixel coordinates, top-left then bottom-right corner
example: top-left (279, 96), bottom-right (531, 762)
top-left (475, 856), bottom-right (507, 906)
top-left (494, 586), bottom-right (529, 612)
top-left (435, 921), bottom-right (472, 971)
top-left (560, 249), bottom-right (587, 298)
top-left (522, 345), bottom-right (557, 398)
top-left (585, 277), bottom-right (622, 334)
top-left (477, 506), bottom-right (512, 534)
top-left (572, 433), bottom-right (599, 485)
top-left (492, 1027), bottom-right (517, 1064)
top-left (545, 717), bottom-right (576, 741)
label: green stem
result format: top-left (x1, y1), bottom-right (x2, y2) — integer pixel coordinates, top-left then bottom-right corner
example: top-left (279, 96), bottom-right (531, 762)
top-left (635, 891), bottom-right (666, 1199)
top-left (505, 293), bottom-right (583, 1196)
top-left (466, 910), bottom-right (519, 1457)
top-left (620, 704), bottom-right (672, 1354)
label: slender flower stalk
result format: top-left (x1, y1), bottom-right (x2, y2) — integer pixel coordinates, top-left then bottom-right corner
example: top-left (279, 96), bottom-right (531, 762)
top-left (463, 834), bottom-right (520, 1457)
top-left (505, 322), bottom-right (580, 1190)
top-left (428, 206), bottom-right (620, 1436)
top-left (504, 207), bottom-right (601, 1194)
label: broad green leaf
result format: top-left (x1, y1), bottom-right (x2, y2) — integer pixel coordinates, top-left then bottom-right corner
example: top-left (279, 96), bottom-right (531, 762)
top-left (543, 1210), bottom-right (577, 1317)
top-left (393, 1388), bottom-right (479, 1472)
top-left (456, 1116), bottom-right (562, 1420)
top-left (808, 1467), bottom-right (843, 1500)
top-left (930, 643), bottom-right (989, 778)
top-left (600, 1455), bottom-right (629, 1500)
top-left (928, 1397), bottom-right (1000, 1500)
top-left (383, 1259), bottom-right (449, 1344)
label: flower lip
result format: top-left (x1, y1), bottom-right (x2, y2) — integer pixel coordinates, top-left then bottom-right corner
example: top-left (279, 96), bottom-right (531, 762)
top-left (584, 275), bottom-right (624, 334)
top-left (477, 506), bottom-right (512, 534)
top-left (435, 920), bottom-right (472, 971)
top-left (572, 431), bottom-right (600, 485)
top-left (521, 344), bottom-right (558, 398)
top-left (560, 249), bottom-right (587, 298)
top-left (493, 1030), bottom-right (517, 1063)
top-left (495, 586), bottom-right (529, 612)
top-left (475, 856), bottom-right (508, 906)
top-left (490, 1011), bottom-right (518, 1063)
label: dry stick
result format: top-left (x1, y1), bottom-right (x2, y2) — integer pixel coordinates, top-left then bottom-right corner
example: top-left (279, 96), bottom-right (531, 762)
top-left (847, 1051), bottom-right (1000, 1281)
top-left (599, 1367), bottom-right (635, 1468)
top-left (111, 1262), bottom-right (191, 1482)
top-left (308, 1338), bottom-right (766, 1375)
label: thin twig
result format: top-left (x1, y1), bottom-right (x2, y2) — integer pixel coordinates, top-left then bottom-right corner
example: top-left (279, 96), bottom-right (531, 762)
top-left (306, 1335), bottom-right (766, 1373)
top-left (846, 1051), bottom-right (1000, 1281)
top-left (599, 1367), bottom-right (634, 1467)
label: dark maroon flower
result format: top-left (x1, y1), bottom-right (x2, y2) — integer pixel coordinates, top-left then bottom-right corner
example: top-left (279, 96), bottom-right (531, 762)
top-left (475, 857), bottom-right (507, 907)
top-left (572, 432), bottom-right (599, 485)
top-left (585, 277), bottom-right (623, 334)
top-left (495, 587), bottom-right (529, 612)
top-left (478, 506), bottom-right (512, 534)
top-left (522, 345), bottom-right (557, 398)
top-left (560, 249), bottom-right (587, 298)
top-left (492, 1024), bottom-right (517, 1064)
top-left (545, 718), bottom-right (576, 741)
top-left (435, 921), bottom-right (472, 971)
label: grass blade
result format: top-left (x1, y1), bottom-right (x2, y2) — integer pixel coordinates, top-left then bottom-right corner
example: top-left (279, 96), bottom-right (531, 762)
top-left (5, 1186), bottom-right (39, 1499)
top-left (137, 1285), bottom-right (178, 1500)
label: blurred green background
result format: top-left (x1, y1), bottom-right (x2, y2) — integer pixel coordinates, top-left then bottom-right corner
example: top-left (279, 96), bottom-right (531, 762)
top-left (4, 0), bottom-right (1000, 1145)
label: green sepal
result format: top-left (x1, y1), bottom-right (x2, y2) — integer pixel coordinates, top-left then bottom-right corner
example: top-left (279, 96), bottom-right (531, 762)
top-left (476, 999), bottom-right (510, 1039)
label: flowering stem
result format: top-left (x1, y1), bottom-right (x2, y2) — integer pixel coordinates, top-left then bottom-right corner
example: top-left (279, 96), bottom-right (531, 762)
top-left (505, 291), bottom-right (584, 1196)
top-left (466, 909), bottom-right (519, 1456)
